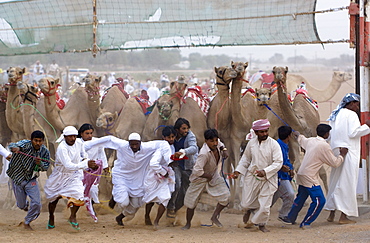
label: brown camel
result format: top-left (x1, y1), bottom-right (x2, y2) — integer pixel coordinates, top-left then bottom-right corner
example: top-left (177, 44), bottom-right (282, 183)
top-left (142, 79), bottom-right (187, 141)
top-left (0, 85), bottom-right (12, 146)
top-left (207, 66), bottom-right (237, 140)
top-left (95, 86), bottom-right (128, 135)
top-left (5, 67), bottom-right (26, 139)
top-left (114, 97), bottom-right (148, 140)
top-left (266, 66), bottom-right (326, 190)
top-left (38, 77), bottom-right (91, 132)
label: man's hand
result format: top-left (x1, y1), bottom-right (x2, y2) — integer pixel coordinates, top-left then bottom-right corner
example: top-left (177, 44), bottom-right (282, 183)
top-left (255, 170), bottom-right (266, 177)
top-left (174, 152), bottom-right (183, 159)
top-left (5, 154), bottom-right (11, 161)
top-left (88, 160), bottom-right (98, 170)
top-left (230, 171), bottom-right (240, 179)
top-left (201, 172), bottom-right (213, 181)
top-left (339, 147), bottom-right (348, 157)
top-left (281, 165), bottom-right (290, 173)
top-left (34, 157), bottom-right (41, 166)
top-left (10, 147), bottom-right (19, 153)
top-left (221, 150), bottom-right (229, 159)
top-left (289, 169), bottom-right (295, 177)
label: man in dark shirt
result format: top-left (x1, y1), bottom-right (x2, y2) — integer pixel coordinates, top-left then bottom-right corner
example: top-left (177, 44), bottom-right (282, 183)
top-left (7, 130), bottom-right (50, 230)
top-left (167, 118), bottom-right (198, 218)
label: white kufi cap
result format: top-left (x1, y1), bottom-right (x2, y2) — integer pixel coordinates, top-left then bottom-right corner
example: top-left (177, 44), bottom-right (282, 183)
top-left (128, 132), bottom-right (141, 141)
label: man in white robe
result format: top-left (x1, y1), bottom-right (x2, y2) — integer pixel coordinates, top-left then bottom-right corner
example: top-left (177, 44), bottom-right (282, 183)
top-left (325, 93), bottom-right (370, 224)
top-left (232, 119), bottom-right (283, 232)
top-left (84, 132), bottom-right (160, 226)
top-left (143, 126), bottom-right (176, 230)
top-left (44, 126), bottom-right (98, 230)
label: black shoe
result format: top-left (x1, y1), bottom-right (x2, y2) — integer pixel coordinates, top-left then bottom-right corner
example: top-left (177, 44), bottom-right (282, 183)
top-left (116, 213), bottom-right (125, 226)
top-left (278, 216), bottom-right (293, 225)
top-left (109, 197), bottom-right (116, 209)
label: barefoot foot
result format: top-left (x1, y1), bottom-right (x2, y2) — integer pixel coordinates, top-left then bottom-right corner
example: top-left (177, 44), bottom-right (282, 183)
top-left (210, 216), bottom-right (223, 227)
top-left (181, 224), bottom-right (191, 230)
top-left (259, 225), bottom-right (270, 232)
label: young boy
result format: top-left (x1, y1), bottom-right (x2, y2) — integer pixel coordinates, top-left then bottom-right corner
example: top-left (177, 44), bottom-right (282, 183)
top-left (272, 126), bottom-right (295, 224)
top-left (143, 126), bottom-right (176, 230)
top-left (182, 129), bottom-right (229, 230)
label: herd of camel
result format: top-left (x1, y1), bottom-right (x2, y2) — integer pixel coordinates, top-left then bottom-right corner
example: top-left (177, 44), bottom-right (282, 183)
top-left (0, 63), bottom-right (353, 205)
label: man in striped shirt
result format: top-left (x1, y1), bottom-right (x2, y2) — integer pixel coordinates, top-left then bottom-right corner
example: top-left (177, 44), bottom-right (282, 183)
top-left (7, 130), bottom-right (50, 230)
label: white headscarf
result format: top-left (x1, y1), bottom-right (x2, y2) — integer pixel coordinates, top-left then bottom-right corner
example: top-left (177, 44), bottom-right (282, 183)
top-left (56, 126), bottom-right (78, 143)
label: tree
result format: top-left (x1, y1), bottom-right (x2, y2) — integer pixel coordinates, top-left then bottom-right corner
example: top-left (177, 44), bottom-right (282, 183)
top-left (268, 53), bottom-right (284, 63)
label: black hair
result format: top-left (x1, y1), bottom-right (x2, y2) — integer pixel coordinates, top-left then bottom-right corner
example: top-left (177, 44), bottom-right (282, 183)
top-left (204, 128), bottom-right (219, 140)
top-left (162, 125), bottom-right (177, 137)
top-left (174, 117), bottom-right (191, 130)
top-left (31, 130), bottom-right (45, 140)
top-left (278, 126), bottom-right (292, 140)
top-left (77, 123), bottom-right (94, 138)
top-left (316, 124), bottom-right (332, 137)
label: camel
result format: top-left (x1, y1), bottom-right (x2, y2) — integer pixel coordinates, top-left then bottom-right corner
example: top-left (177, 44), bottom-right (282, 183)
top-left (142, 79), bottom-right (187, 141)
top-left (5, 67), bottom-right (27, 138)
top-left (113, 97), bottom-right (148, 140)
top-left (207, 66), bottom-right (237, 140)
top-left (0, 85), bottom-right (11, 147)
top-left (83, 74), bottom-right (105, 136)
top-left (286, 71), bottom-right (352, 102)
top-left (38, 77), bottom-right (91, 133)
top-left (17, 82), bottom-right (40, 139)
top-left (95, 86), bottom-right (128, 135)
top-left (266, 67), bottom-right (326, 190)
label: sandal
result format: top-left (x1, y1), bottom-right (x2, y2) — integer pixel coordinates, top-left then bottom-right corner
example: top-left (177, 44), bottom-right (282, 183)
top-left (68, 220), bottom-right (80, 230)
top-left (47, 221), bottom-right (55, 229)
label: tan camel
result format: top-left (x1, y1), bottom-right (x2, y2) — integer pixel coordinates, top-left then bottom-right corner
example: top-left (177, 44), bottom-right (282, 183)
top-left (286, 71), bottom-right (352, 102)
top-left (83, 74), bottom-right (102, 125)
top-left (229, 61), bottom-right (249, 167)
top-left (17, 82), bottom-right (40, 139)
top-left (38, 77), bottom-right (91, 132)
top-left (142, 80), bottom-right (187, 141)
top-left (207, 66), bottom-right (237, 139)
top-left (115, 97), bottom-right (148, 140)
top-left (5, 67), bottom-right (26, 138)
top-left (266, 67), bottom-right (326, 190)
top-left (95, 86), bottom-right (128, 135)
top-left (0, 85), bottom-right (11, 146)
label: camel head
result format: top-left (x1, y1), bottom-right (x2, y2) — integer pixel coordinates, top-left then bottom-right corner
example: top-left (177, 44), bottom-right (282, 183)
top-left (170, 75), bottom-right (187, 98)
top-left (272, 66), bottom-right (288, 88)
top-left (38, 77), bottom-right (60, 96)
top-left (231, 61), bottom-right (248, 78)
top-left (83, 74), bottom-right (102, 100)
top-left (17, 82), bottom-right (39, 104)
top-left (214, 66), bottom-right (238, 86)
top-left (333, 71), bottom-right (353, 83)
top-left (7, 67), bottom-right (25, 84)
top-left (156, 99), bottom-right (174, 121)
top-left (255, 88), bottom-right (272, 105)
top-left (96, 111), bottom-right (118, 130)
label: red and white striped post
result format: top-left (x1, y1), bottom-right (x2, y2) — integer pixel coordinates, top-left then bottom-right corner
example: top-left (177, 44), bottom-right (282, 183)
top-left (351, 0), bottom-right (370, 202)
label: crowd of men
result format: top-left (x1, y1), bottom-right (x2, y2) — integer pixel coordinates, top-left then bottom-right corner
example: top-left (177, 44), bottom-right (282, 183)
top-left (2, 92), bottom-right (370, 233)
